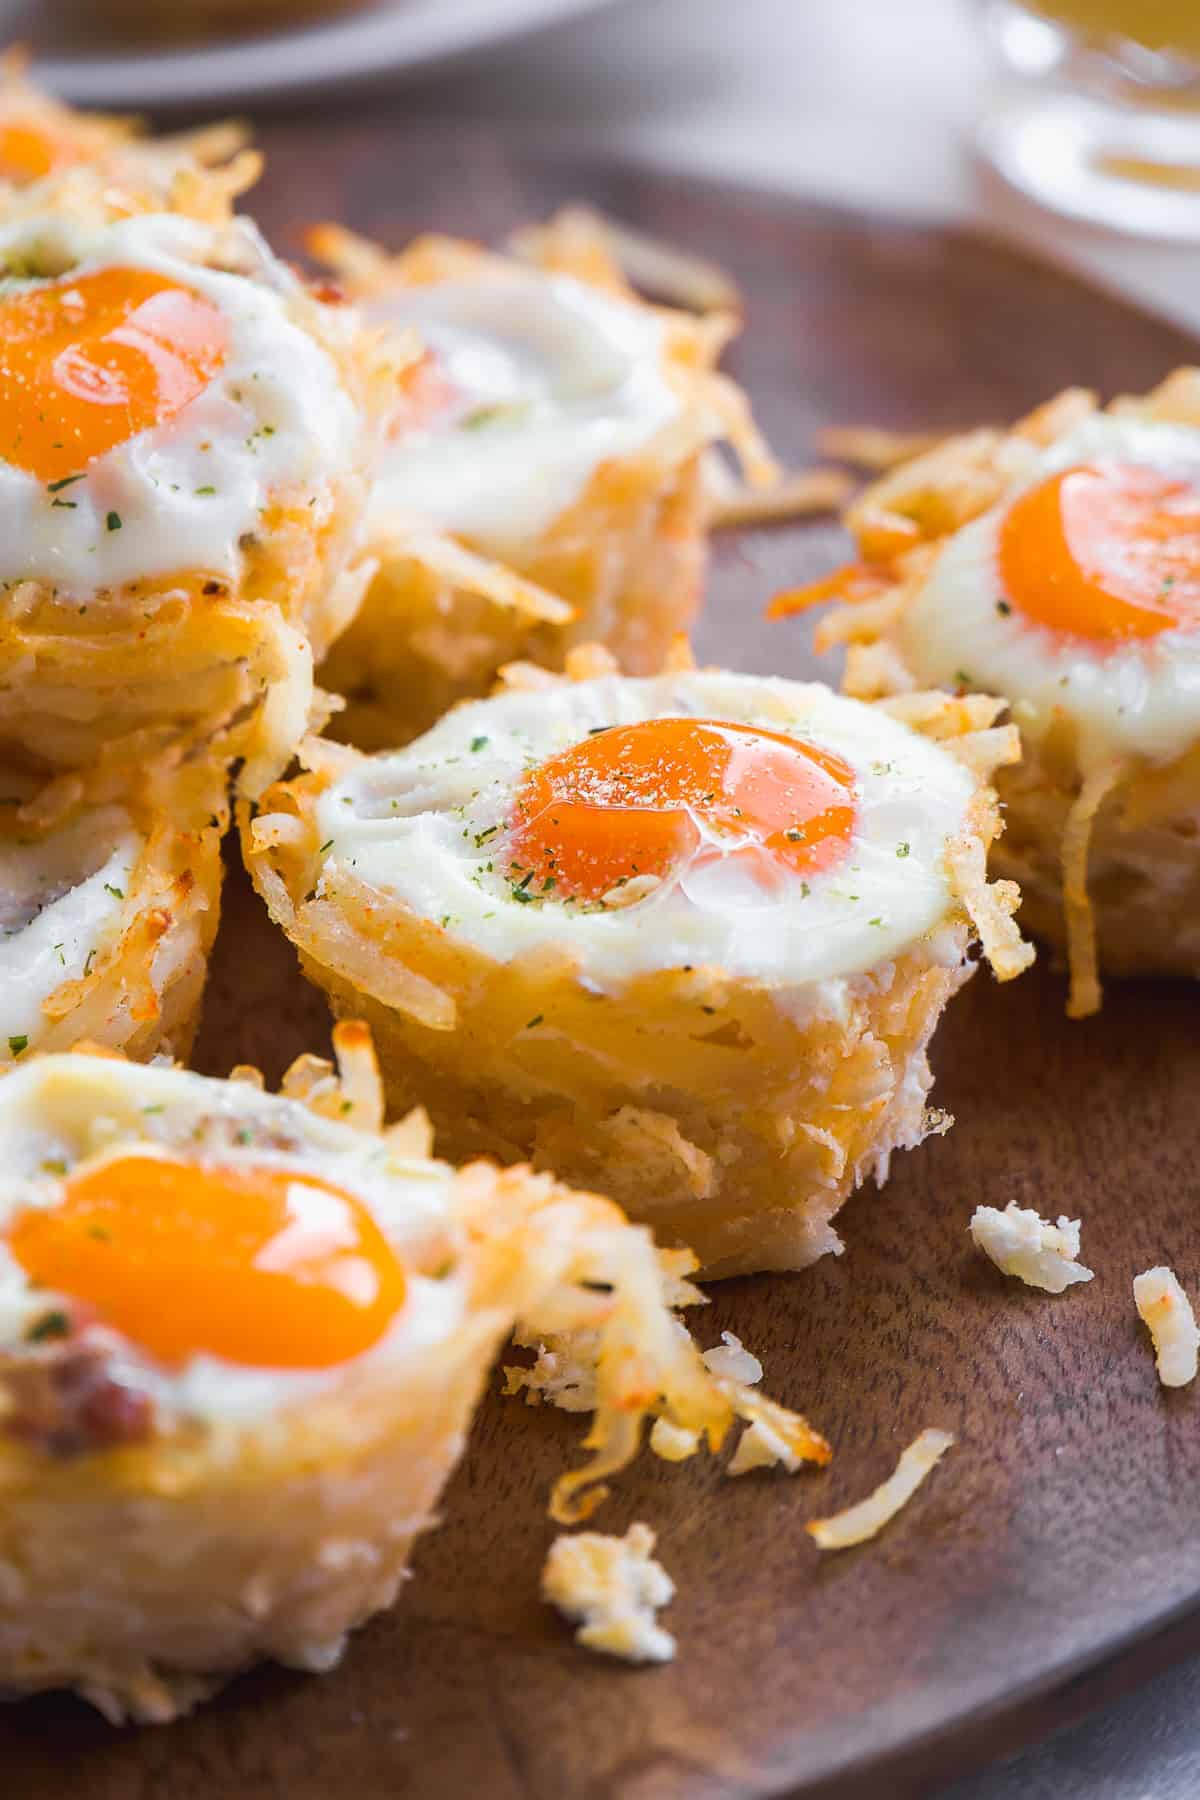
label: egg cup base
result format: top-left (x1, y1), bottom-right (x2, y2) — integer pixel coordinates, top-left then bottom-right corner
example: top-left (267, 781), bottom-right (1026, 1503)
top-left (294, 934), bottom-right (972, 1280)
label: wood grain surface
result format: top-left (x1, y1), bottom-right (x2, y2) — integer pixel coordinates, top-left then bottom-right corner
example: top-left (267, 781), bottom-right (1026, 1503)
top-left (4, 119), bottom-right (1200, 1799)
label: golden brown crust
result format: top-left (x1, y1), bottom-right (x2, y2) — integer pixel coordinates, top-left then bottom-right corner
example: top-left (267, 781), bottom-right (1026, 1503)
top-left (0, 754), bottom-right (228, 1065)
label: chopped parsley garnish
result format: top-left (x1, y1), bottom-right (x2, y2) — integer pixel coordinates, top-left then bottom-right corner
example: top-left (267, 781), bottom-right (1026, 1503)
top-left (235, 1126), bottom-right (253, 1145)
top-left (474, 824), bottom-right (498, 847)
top-left (896, 841), bottom-right (910, 858)
top-left (40, 1157), bottom-right (67, 1176)
top-left (142, 1103), bottom-right (165, 1114)
top-left (195, 485), bottom-right (216, 496)
top-left (525, 1014), bottom-right (544, 1029)
top-left (27, 1309), bottom-right (70, 1343)
top-left (106, 511), bottom-right (122, 532)
top-left (84, 949), bottom-right (96, 976)
top-left (103, 883), bottom-right (124, 900)
top-left (46, 473), bottom-right (84, 493)
top-left (470, 735), bottom-right (489, 752)
top-left (318, 838), bottom-right (334, 854)
top-left (995, 598), bottom-right (1011, 616)
top-left (50, 497), bottom-right (77, 509)
top-left (53, 942), bottom-right (65, 964)
top-left (7, 1034), bottom-right (27, 1057)
top-left (955, 670), bottom-right (973, 686)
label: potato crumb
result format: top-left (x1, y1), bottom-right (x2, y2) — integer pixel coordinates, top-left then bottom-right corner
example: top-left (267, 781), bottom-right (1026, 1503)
top-left (701, 1330), bottom-right (763, 1386)
top-left (728, 1415), bottom-right (806, 1476)
top-left (1134, 1266), bottom-right (1199, 1388)
top-left (542, 1523), bottom-right (676, 1663)
top-left (806, 1428), bottom-right (955, 1550)
top-left (649, 1418), bottom-right (701, 1462)
top-left (969, 1202), bottom-right (1094, 1293)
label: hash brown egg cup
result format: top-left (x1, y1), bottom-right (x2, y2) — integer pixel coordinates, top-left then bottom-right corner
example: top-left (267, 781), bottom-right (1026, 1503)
top-left (310, 213), bottom-right (776, 749)
top-left (0, 756), bottom-right (226, 1065)
top-left (0, 204), bottom-right (401, 794)
top-left (791, 375), bottom-right (1200, 1016)
top-left (244, 648), bottom-right (1032, 1278)
top-left (0, 1029), bottom-right (820, 1720)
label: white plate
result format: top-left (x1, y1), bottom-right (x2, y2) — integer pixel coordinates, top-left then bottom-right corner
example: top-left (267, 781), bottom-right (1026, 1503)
top-left (0, 0), bottom-right (627, 110)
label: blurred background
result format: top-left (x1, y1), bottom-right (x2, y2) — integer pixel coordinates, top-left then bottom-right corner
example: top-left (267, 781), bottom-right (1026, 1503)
top-left (7, 0), bottom-right (1200, 333)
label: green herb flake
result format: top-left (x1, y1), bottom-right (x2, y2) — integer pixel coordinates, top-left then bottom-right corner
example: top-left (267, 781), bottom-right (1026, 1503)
top-left (106, 510), bottom-right (122, 532)
top-left (470, 735), bottom-right (489, 753)
top-left (7, 1034), bottom-right (28, 1057)
top-left (27, 1309), bottom-right (70, 1343)
top-left (40, 1157), bottom-right (67, 1176)
top-left (896, 841), bottom-right (911, 859)
top-left (46, 473), bottom-right (84, 493)
top-left (195, 485), bottom-right (217, 497)
top-left (318, 838), bottom-right (334, 855)
top-left (103, 883), bottom-right (124, 900)
top-left (525, 1014), bottom-right (544, 1029)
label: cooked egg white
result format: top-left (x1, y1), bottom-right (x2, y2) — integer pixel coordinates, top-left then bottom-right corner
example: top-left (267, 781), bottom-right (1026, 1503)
top-left (901, 416), bottom-right (1200, 770)
top-left (314, 671), bottom-right (977, 993)
top-left (0, 806), bottom-right (137, 1048)
top-left (0, 210), bottom-right (361, 598)
top-left (366, 269), bottom-right (682, 553)
top-left (0, 1056), bottom-right (466, 1424)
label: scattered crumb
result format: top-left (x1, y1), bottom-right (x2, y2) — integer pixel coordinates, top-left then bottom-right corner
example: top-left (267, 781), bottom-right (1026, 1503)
top-left (806, 1429), bottom-right (955, 1550)
top-left (728, 1415), bottom-right (807, 1476)
top-left (1134, 1266), bottom-right (1199, 1388)
top-left (649, 1418), bottom-right (701, 1463)
top-left (969, 1202), bottom-right (1094, 1293)
top-left (542, 1523), bottom-right (676, 1663)
top-left (701, 1331), bottom-right (763, 1386)
top-left (502, 1330), bottom-right (599, 1412)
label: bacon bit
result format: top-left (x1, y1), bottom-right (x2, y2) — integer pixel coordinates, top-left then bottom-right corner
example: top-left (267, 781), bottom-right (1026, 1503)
top-left (2, 1337), bottom-right (156, 1457)
top-left (767, 563), bottom-right (889, 620)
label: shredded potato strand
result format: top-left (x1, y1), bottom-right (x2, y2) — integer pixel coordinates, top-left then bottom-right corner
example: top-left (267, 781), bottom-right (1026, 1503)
top-left (1061, 760), bottom-right (1126, 1019)
top-left (807, 1428), bottom-right (954, 1550)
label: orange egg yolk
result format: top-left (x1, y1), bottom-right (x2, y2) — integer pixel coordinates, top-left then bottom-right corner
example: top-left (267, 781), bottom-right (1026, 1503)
top-left (0, 266), bottom-right (228, 483)
top-left (0, 120), bottom-right (72, 185)
top-left (998, 460), bottom-right (1200, 642)
top-left (8, 1154), bottom-right (406, 1370)
top-left (507, 716), bottom-right (858, 903)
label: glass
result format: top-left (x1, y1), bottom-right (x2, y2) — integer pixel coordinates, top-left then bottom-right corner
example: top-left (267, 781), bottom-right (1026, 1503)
top-left (976, 0), bottom-right (1200, 238)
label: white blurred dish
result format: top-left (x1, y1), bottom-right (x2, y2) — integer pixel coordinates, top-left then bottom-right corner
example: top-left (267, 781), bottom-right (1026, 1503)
top-left (0, 0), bottom-right (628, 110)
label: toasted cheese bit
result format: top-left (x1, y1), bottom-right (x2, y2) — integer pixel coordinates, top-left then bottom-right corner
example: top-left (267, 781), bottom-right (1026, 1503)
top-left (701, 1330), bottom-right (763, 1386)
top-left (969, 1202), bottom-right (1094, 1293)
top-left (1134, 1266), bottom-right (1199, 1388)
top-left (806, 1429), bottom-right (955, 1550)
top-left (542, 1523), bottom-right (676, 1663)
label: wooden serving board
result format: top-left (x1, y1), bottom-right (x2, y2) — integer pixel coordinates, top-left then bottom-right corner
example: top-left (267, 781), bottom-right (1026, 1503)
top-left (5, 121), bottom-right (1200, 1800)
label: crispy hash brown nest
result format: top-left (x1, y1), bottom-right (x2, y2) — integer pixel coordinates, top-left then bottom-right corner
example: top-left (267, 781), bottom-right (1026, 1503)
top-left (0, 756), bottom-right (227, 1065)
top-left (0, 51), bottom-right (256, 221)
top-left (784, 373), bottom-right (1200, 1017)
top-left (0, 1026), bottom-right (825, 1720)
top-left (243, 651), bottom-right (1031, 1279)
top-left (0, 212), bottom-right (406, 796)
top-left (311, 210), bottom-right (777, 749)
